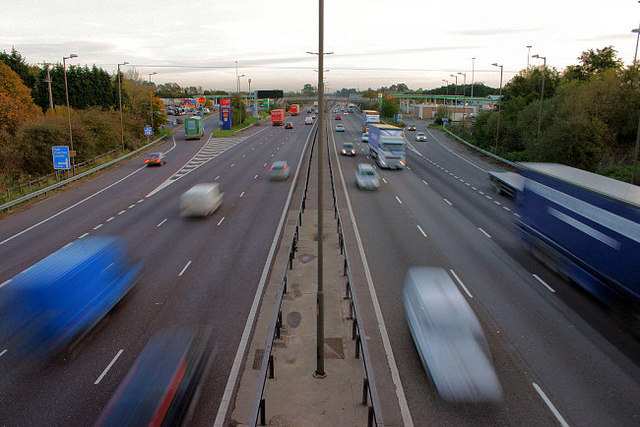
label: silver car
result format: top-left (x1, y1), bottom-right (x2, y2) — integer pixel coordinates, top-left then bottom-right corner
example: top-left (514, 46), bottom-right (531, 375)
top-left (415, 132), bottom-right (427, 142)
top-left (355, 163), bottom-right (379, 190)
top-left (403, 267), bottom-right (503, 402)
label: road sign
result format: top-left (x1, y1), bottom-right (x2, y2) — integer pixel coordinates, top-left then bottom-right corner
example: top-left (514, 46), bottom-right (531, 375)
top-left (52, 146), bottom-right (70, 170)
top-left (144, 126), bottom-right (153, 136)
top-left (198, 97), bottom-right (206, 104)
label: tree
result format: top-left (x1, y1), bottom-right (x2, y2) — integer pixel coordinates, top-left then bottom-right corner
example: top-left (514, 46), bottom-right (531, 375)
top-left (231, 93), bottom-right (246, 127)
top-left (0, 61), bottom-right (41, 135)
top-left (0, 48), bottom-right (37, 92)
top-left (563, 46), bottom-right (623, 82)
top-left (301, 83), bottom-right (316, 97)
top-left (380, 96), bottom-right (399, 118)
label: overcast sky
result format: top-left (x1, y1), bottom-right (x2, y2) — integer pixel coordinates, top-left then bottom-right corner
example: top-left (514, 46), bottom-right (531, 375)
top-left (1, 0), bottom-right (639, 93)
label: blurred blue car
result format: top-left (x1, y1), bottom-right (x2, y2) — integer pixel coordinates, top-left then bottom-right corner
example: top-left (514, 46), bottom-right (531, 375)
top-left (403, 267), bottom-right (503, 402)
top-left (95, 328), bottom-right (210, 426)
top-left (0, 237), bottom-right (141, 359)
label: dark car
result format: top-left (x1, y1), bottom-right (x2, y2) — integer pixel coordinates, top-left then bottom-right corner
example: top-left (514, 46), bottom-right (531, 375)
top-left (268, 161), bottom-right (290, 180)
top-left (334, 115), bottom-right (342, 120)
top-left (285, 122), bottom-right (293, 129)
top-left (407, 125), bottom-right (417, 131)
top-left (145, 152), bottom-right (166, 166)
top-left (95, 328), bottom-right (211, 426)
top-left (341, 142), bottom-right (356, 156)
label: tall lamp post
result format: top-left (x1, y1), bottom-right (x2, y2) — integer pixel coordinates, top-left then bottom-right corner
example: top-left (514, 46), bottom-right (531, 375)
top-left (532, 54), bottom-right (547, 160)
top-left (449, 74), bottom-right (458, 122)
top-left (63, 54), bottom-right (78, 175)
top-left (307, 4), bottom-right (334, 379)
top-left (237, 74), bottom-right (245, 94)
top-left (632, 26), bottom-right (640, 184)
top-left (492, 63), bottom-right (504, 153)
top-left (442, 79), bottom-right (449, 120)
top-left (471, 57), bottom-right (476, 98)
top-left (148, 72), bottom-right (157, 132)
top-left (458, 72), bottom-right (467, 129)
top-left (526, 45), bottom-right (532, 68)
top-left (633, 27), bottom-right (640, 66)
top-left (118, 61), bottom-right (129, 151)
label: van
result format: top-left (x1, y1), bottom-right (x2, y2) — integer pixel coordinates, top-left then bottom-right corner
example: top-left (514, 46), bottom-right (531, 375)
top-left (403, 267), bottom-right (502, 402)
top-left (0, 237), bottom-right (141, 360)
top-left (180, 183), bottom-right (223, 217)
top-left (304, 116), bottom-right (313, 125)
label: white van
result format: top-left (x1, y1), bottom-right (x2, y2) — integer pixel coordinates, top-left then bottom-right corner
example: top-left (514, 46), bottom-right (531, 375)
top-left (304, 116), bottom-right (313, 125)
top-left (179, 183), bottom-right (223, 217)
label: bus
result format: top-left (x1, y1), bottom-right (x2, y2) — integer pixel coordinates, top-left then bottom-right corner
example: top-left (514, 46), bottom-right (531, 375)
top-left (184, 116), bottom-right (204, 140)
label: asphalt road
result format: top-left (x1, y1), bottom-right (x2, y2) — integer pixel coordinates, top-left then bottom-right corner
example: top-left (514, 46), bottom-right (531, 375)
top-left (329, 109), bottom-right (640, 426)
top-left (0, 112), bottom-right (314, 425)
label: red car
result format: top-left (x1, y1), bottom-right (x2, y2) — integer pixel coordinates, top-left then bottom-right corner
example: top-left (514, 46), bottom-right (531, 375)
top-left (334, 115), bottom-right (342, 120)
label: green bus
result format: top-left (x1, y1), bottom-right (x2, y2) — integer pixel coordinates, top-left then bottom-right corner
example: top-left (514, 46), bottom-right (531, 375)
top-left (184, 116), bottom-right (204, 140)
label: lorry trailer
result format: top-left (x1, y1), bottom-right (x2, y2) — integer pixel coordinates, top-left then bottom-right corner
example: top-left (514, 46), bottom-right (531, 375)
top-left (368, 123), bottom-right (406, 169)
top-left (271, 109), bottom-right (285, 126)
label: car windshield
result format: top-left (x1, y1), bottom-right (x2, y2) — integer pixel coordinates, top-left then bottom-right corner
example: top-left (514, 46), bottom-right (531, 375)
top-left (359, 169), bottom-right (375, 176)
top-left (147, 153), bottom-right (161, 158)
top-left (382, 140), bottom-right (405, 152)
top-left (343, 143), bottom-right (353, 149)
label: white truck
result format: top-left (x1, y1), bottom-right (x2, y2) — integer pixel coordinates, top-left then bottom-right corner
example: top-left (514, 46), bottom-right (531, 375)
top-left (368, 123), bottom-right (406, 169)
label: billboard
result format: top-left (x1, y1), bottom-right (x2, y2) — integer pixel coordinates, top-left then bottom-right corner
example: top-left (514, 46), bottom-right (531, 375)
top-left (219, 98), bottom-right (232, 130)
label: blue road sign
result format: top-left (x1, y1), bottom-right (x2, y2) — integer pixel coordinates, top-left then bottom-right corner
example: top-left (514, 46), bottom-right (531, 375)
top-left (52, 146), bottom-right (70, 170)
top-left (144, 126), bottom-right (153, 136)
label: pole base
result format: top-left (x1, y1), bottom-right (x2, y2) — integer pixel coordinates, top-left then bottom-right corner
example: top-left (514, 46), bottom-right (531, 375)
top-left (313, 371), bottom-right (327, 379)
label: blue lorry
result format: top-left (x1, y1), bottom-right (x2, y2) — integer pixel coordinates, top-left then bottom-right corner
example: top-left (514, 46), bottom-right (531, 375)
top-left (368, 123), bottom-right (406, 169)
top-left (0, 236), bottom-right (141, 359)
top-left (514, 163), bottom-right (640, 316)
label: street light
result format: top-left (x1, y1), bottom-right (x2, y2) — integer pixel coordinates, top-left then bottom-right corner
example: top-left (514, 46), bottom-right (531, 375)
top-left (471, 57), bottom-right (476, 98)
top-left (492, 63), bottom-right (504, 153)
top-left (148, 72), bottom-right (157, 132)
top-left (633, 27), bottom-right (640, 66)
top-left (450, 74), bottom-right (458, 122)
top-left (526, 45), bottom-right (532, 68)
top-left (63, 53), bottom-right (78, 175)
top-left (117, 61), bottom-right (129, 151)
top-left (237, 73), bottom-right (245, 93)
top-left (532, 54), bottom-right (547, 158)
top-left (458, 72), bottom-right (467, 127)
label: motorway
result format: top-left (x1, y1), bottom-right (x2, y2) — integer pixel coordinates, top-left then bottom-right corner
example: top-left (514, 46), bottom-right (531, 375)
top-left (0, 112), bottom-right (314, 424)
top-left (329, 110), bottom-right (640, 426)
top-left (1, 106), bottom-right (640, 426)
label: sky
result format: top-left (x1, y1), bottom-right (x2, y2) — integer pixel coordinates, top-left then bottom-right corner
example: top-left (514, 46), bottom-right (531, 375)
top-left (1, 0), bottom-right (639, 93)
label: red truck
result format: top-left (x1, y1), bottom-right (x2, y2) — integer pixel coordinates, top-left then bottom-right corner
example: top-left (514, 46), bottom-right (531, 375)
top-left (290, 104), bottom-right (299, 116)
top-left (271, 109), bottom-right (285, 126)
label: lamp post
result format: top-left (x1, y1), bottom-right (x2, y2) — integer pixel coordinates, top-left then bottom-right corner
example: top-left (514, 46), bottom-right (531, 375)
top-left (237, 74), bottom-right (245, 94)
top-left (532, 54), bottom-right (547, 156)
top-left (458, 72), bottom-right (467, 129)
top-left (307, 4), bottom-right (334, 379)
top-left (471, 57), bottom-right (476, 98)
top-left (148, 72), bottom-right (157, 132)
top-left (442, 79), bottom-right (449, 119)
top-left (117, 61), bottom-right (129, 151)
top-left (526, 45), bottom-right (532, 68)
top-left (63, 54), bottom-right (78, 175)
top-left (492, 63), bottom-right (503, 153)
top-left (449, 74), bottom-right (458, 122)
top-left (633, 27), bottom-right (640, 66)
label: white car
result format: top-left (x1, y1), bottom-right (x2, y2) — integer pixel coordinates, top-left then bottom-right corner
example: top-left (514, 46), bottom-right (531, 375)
top-left (304, 116), bottom-right (313, 125)
top-left (355, 163), bottom-right (379, 190)
top-left (335, 124), bottom-right (345, 132)
top-left (361, 132), bottom-right (369, 142)
top-left (415, 132), bottom-right (427, 142)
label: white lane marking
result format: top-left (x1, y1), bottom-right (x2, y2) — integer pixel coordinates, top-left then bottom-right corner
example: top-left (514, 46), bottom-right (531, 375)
top-left (215, 175), bottom-right (220, 181)
top-left (0, 279), bottom-right (12, 288)
top-left (117, 210), bottom-right (126, 215)
top-left (263, 162), bottom-right (267, 167)
top-left (137, 199), bottom-right (144, 203)
top-left (217, 217), bottom-right (225, 226)
top-left (254, 175), bottom-right (258, 180)
top-left (157, 218), bottom-right (168, 227)
top-left (485, 195), bottom-right (493, 200)
top-left (106, 216), bottom-right (115, 222)
top-left (494, 200), bottom-right (502, 206)
top-left (444, 198), bottom-right (453, 206)
top-left (382, 178), bottom-right (388, 184)
top-left (78, 233), bottom-right (89, 239)
top-left (0, 165), bottom-right (147, 247)
top-left (327, 130), bottom-right (414, 427)
top-left (532, 382), bottom-right (569, 427)
top-left (94, 349), bottom-right (124, 385)
top-left (450, 269), bottom-right (473, 298)
top-left (417, 225), bottom-right (428, 238)
top-left (128, 204), bottom-right (135, 209)
top-left (478, 227), bottom-right (492, 238)
top-left (93, 224), bottom-right (103, 230)
top-left (422, 180), bottom-right (429, 186)
top-left (533, 274), bottom-right (556, 293)
top-left (0, 349), bottom-right (7, 358)
top-left (503, 206), bottom-right (511, 212)
top-left (425, 128), bottom-right (487, 172)
top-left (179, 260), bottom-right (192, 277)
top-left (239, 192), bottom-right (245, 198)
top-left (230, 163), bottom-right (235, 168)
top-left (395, 196), bottom-right (403, 204)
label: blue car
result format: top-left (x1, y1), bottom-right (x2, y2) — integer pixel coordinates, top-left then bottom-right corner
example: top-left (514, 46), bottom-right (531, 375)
top-left (96, 328), bottom-right (211, 426)
top-left (0, 237), bottom-right (141, 360)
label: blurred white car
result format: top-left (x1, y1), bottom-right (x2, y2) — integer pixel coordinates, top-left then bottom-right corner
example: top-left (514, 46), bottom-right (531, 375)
top-left (335, 124), bottom-right (345, 132)
top-left (355, 163), bottom-right (379, 190)
top-left (415, 132), bottom-right (427, 142)
top-left (403, 267), bottom-right (503, 402)
top-left (180, 183), bottom-right (223, 217)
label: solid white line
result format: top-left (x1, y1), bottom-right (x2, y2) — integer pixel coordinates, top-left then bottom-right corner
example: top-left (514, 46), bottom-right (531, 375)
top-left (178, 260), bottom-right (192, 277)
top-left (157, 218), bottom-right (168, 227)
top-left (93, 224), bottom-right (103, 230)
top-left (329, 129), bottom-right (414, 427)
top-left (0, 165), bottom-right (147, 247)
top-left (444, 198), bottom-right (453, 206)
top-left (478, 227), bottom-right (492, 238)
top-left (450, 269), bottom-right (473, 298)
top-left (533, 274), bottom-right (556, 293)
top-left (0, 349), bottom-right (7, 358)
top-left (532, 382), bottom-right (569, 427)
top-left (0, 278), bottom-right (11, 288)
top-left (78, 233), bottom-right (89, 239)
top-left (395, 196), bottom-right (403, 204)
top-left (215, 121), bottom-right (315, 426)
top-left (217, 217), bottom-right (225, 226)
top-left (94, 349), bottom-right (124, 385)
top-left (417, 225), bottom-right (428, 238)
top-left (239, 192), bottom-right (245, 198)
